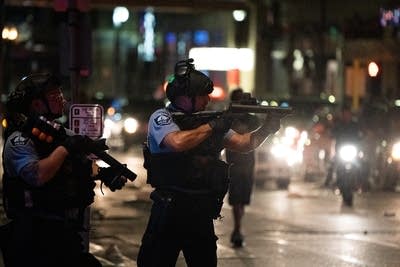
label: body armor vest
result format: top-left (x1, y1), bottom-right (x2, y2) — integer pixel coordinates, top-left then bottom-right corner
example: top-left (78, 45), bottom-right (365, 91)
top-left (143, 112), bottom-right (231, 218)
top-left (144, 112), bottom-right (229, 192)
top-left (2, 137), bottom-right (95, 219)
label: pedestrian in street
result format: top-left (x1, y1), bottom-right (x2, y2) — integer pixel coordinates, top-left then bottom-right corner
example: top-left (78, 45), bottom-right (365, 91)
top-left (0, 73), bottom-right (129, 267)
top-left (226, 88), bottom-right (260, 248)
top-left (137, 59), bottom-right (281, 267)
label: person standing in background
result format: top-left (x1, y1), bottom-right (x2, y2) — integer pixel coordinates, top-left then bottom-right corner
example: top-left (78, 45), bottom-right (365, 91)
top-left (226, 88), bottom-right (260, 248)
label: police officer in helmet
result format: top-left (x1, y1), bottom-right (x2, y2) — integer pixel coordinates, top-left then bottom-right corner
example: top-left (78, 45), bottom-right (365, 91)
top-left (1, 73), bottom-right (127, 267)
top-left (137, 59), bottom-right (281, 266)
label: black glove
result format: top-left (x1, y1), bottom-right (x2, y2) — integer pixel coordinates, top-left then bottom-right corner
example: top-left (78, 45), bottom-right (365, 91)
top-left (208, 113), bottom-right (234, 134)
top-left (262, 114), bottom-right (281, 134)
top-left (89, 138), bottom-right (109, 152)
top-left (97, 167), bottom-right (127, 192)
top-left (62, 135), bottom-right (91, 154)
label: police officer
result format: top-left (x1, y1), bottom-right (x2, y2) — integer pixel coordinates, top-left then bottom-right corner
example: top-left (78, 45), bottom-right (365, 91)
top-left (137, 59), bottom-right (281, 267)
top-left (1, 73), bottom-right (127, 267)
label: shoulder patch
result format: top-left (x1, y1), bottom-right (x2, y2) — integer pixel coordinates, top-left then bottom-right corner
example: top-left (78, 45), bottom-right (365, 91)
top-left (154, 112), bottom-right (172, 126)
top-left (10, 135), bottom-right (29, 146)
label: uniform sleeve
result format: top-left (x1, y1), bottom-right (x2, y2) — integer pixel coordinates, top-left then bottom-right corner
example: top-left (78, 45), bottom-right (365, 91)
top-left (3, 132), bottom-right (40, 186)
top-left (224, 129), bottom-right (236, 140)
top-left (148, 109), bottom-right (180, 148)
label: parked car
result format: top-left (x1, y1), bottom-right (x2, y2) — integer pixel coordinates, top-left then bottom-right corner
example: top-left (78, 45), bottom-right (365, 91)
top-left (254, 124), bottom-right (306, 189)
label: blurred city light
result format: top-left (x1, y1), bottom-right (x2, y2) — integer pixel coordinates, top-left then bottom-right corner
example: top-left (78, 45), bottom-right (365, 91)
top-left (368, 61), bottom-right (379, 77)
top-left (139, 8), bottom-right (156, 62)
top-left (232, 10), bottom-right (247, 22)
top-left (209, 86), bottom-right (225, 101)
top-left (107, 107), bottom-right (116, 116)
top-left (292, 49), bottom-right (304, 71)
top-left (391, 142), bottom-right (400, 161)
top-left (112, 6), bottom-right (129, 27)
top-left (124, 117), bottom-right (139, 134)
top-left (2, 25), bottom-right (18, 41)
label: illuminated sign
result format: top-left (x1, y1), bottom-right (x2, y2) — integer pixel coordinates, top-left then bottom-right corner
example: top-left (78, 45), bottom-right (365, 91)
top-left (139, 8), bottom-right (156, 62)
top-left (188, 47), bottom-right (254, 71)
top-left (194, 30), bottom-right (209, 46)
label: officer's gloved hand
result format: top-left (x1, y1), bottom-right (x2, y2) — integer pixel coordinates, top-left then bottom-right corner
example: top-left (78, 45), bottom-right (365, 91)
top-left (90, 138), bottom-right (109, 152)
top-left (208, 113), bottom-right (234, 134)
top-left (97, 167), bottom-right (127, 192)
top-left (62, 135), bottom-right (90, 154)
top-left (262, 114), bottom-right (281, 134)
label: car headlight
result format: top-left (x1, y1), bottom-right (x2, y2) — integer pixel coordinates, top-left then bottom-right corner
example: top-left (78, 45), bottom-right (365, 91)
top-left (391, 142), bottom-right (400, 161)
top-left (338, 144), bottom-right (357, 162)
top-left (124, 117), bottom-right (139, 134)
top-left (103, 117), bottom-right (124, 138)
top-left (270, 143), bottom-right (287, 158)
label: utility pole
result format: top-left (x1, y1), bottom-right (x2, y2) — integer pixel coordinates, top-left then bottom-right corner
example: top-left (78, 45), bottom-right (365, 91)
top-left (55, 0), bottom-right (91, 104)
top-left (67, 0), bottom-right (80, 104)
top-left (55, 0), bottom-right (91, 252)
top-left (0, 0), bottom-right (4, 111)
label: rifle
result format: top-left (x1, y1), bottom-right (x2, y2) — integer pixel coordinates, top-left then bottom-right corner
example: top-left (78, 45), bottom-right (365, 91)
top-left (24, 116), bottom-right (137, 185)
top-left (172, 102), bottom-right (293, 121)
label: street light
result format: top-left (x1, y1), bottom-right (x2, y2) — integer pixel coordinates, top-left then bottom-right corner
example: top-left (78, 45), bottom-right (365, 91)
top-left (368, 61), bottom-right (379, 77)
top-left (113, 6), bottom-right (129, 27)
top-left (2, 25), bottom-right (18, 41)
top-left (112, 7), bottom-right (129, 96)
top-left (1, 25), bottom-right (19, 98)
top-left (232, 10), bottom-right (247, 22)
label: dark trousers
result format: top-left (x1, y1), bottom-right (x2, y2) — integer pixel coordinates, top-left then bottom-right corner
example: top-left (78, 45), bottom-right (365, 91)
top-left (1, 215), bottom-right (101, 267)
top-left (137, 191), bottom-right (218, 267)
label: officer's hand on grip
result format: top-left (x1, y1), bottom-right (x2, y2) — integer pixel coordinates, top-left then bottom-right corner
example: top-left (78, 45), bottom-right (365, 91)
top-left (263, 114), bottom-right (281, 134)
top-left (97, 167), bottom-right (127, 192)
top-left (91, 138), bottom-right (109, 152)
top-left (208, 113), bottom-right (234, 134)
top-left (61, 135), bottom-right (90, 154)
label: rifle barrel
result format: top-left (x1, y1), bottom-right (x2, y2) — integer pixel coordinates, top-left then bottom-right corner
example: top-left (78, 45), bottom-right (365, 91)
top-left (229, 103), bottom-right (293, 114)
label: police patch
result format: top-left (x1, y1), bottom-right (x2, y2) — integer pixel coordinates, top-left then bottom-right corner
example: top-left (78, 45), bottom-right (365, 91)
top-left (154, 113), bottom-right (171, 126)
top-left (10, 135), bottom-right (29, 146)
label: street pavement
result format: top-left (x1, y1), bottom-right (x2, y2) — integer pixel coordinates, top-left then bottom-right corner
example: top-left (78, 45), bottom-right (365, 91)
top-left (2, 147), bottom-right (400, 266)
top-left (86, 179), bottom-right (400, 267)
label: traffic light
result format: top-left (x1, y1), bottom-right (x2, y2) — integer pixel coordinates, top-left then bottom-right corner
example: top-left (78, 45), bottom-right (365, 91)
top-left (368, 61), bottom-right (379, 77)
top-left (367, 61), bottom-right (381, 97)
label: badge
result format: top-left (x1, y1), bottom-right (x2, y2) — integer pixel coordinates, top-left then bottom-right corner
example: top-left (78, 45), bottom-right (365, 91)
top-left (10, 135), bottom-right (29, 146)
top-left (154, 112), bottom-right (171, 126)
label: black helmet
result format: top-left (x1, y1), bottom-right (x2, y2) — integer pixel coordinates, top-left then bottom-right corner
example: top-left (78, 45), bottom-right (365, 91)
top-left (166, 58), bottom-right (214, 102)
top-left (6, 73), bottom-right (61, 115)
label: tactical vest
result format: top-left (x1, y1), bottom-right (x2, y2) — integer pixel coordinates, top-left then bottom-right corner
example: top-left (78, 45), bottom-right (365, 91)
top-left (143, 112), bottom-right (231, 218)
top-left (2, 137), bottom-right (95, 220)
top-left (144, 112), bottom-right (229, 190)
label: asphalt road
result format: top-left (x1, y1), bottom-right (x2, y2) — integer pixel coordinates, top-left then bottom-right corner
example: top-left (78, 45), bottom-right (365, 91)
top-left (2, 148), bottom-right (400, 266)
